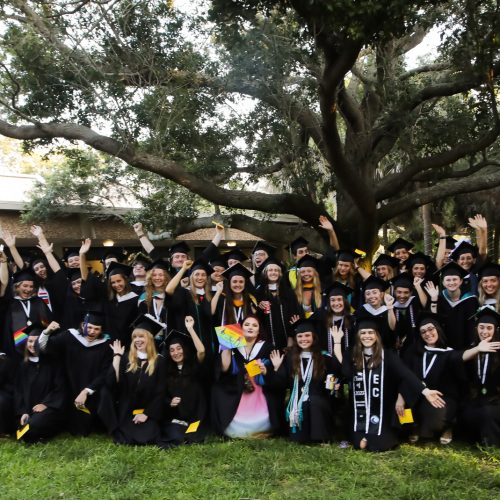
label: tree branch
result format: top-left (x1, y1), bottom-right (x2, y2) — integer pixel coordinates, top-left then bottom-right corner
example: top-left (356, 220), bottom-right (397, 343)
top-left (377, 166), bottom-right (500, 222)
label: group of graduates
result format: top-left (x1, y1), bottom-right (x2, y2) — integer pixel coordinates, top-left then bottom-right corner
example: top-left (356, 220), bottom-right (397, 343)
top-left (0, 213), bottom-right (499, 452)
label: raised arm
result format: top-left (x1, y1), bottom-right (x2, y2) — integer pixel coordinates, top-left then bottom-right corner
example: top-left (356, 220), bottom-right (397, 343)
top-left (110, 340), bottom-right (125, 382)
top-left (0, 250), bottom-right (8, 297)
top-left (413, 277), bottom-right (428, 308)
top-left (468, 214), bottom-right (488, 260)
top-left (31, 225), bottom-right (61, 273)
top-left (318, 215), bottom-right (339, 250)
top-left (432, 224), bottom-right (447, 270)
top-left (79, 238), bottom-right (92, 282)
top-left (211, 281), bottom-right (224, 315)
top-left (462, 339), bottom-right (500, 361)
top-left (165, 259), bottom-right (193, 296)
top-left (0, 226), bottom-right (24, 270)
top-left (185, 316), bottom-right (206, 362)
top-left (133, 222), bottom-right (155, 255)
top-left (424, 282), bottom-right (439, 313)
top-left (384, 293), bottom-right (396, 330)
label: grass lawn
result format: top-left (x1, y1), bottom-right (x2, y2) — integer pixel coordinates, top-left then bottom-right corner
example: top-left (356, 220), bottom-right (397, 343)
top-left (1, 435), bottom-right (499, 499)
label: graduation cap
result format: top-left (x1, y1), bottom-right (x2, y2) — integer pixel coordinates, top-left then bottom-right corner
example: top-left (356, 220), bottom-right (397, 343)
top-left (128, 252), bottom-right (152, 267)
top-left (145, 258), bottom-right (171, 272)
top-left (101, 247), bottom-right (127, 264)
top-left (287, 237), bottom-right (309, 255)
top-left (387, 238), bottom-right (414, 253)
top-left (24, 322), bottom-right (45, 337)
top-left (207, 250), bottom-right (226, 269)
top-left (372, 254), bottom-right (399, 269)
top-left (221, 262), bottom-right (254, 281)
top-left (28, 254), bottom-right (47, 269)
top-left (222, 248), bottom-right (248, 265)
top-left (251, 241), bottom-right (276, 257)
top-left (325, 281), bottom-right (352, 298)
top-left (391, 272), bottom-right (414, 290)
top-left (260, 256), bottom-right (286, 272)
top-left (437, 261), bottom-right (467, 279)
top-left (293, 318), bottom-right (318, 336)
top-left (63, 247), bottom-right (80, 262)
top-left (169, 241), bottom-right (191, 257)
top-left (106, 261), bottom-right (133, 279)
top-left (336, 249), bottom-right (358, 263)
top-left (164, 328), bottom-right (192, 347)
top-left (449, 240), bottom-right (478, 261)
top-left (189, 259), bottom-right (214, 276)
top-left (416, 311), bottom-right (444, 330)
top-left (12, 268), bottom-right (37, 284)
top-left (472, 306), bottom-right (500, 326)
top-left (406, 252), bottom-right (433, 269)
top-left (435, 236), bottom-right (458, 250)
top-left (67, 268), bottom-right (82, 282)
top-left (131, 314), bottom-right (166, 336)
top-left (83, 310), bottom-right (105, 327)
top-left (362, 275), bottom-right (389, 292)
top-left (355, 315), bottom-right (385, 332)
top-left (478, 262), bottom-right (500, 280)
top-left (296, 254), bottom-right (320, 270)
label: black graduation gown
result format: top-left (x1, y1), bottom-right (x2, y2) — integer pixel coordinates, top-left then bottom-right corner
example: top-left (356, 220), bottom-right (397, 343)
top-left (436, 292), bottom-right (478, 349)
top-left (0, 353), bottom-right (15, 434)
top-left (14, 355), bottom-right (67, 442)
top-left (44, 329), bottom-right (112, 436)
top-left (255, 285), bottom-right (301, 351)
top-left (211, 341), bottom-right (281, 436)
top-left (40, 268), bottom-right (70, 323)
top-left (394, 295), bottom-right (422, 353)
top-left (1, 296), bottom-right (52, 360)
top-left (272, 351), bottom-right (341, 443)
top-left (161, 359), bottom-right (208, 446)
top-left (100, 354), bottom-right (167, 445)
top-left (343, 349), bottom-right (426, 451)
top-left (212, 295), bottom-right (256, 328)
top-left (60, 291), bottom-right (88, 330)
top-left (81, 274), bottom-right (139, 349)
top-left (355, 305), bottom-right (397, 349)
top-left (461, 352), bottom-right (500, 446)
top-left (402, 345), bottom-right (465, 438)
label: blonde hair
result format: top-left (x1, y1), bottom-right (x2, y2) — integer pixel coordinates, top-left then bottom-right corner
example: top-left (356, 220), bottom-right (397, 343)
top-left (189, 270), bottom-right (212, 303)
top-left (295, 269), bottom-right (322, 310)
top-left (127, 329), bottom-right (158, 376)
top-left (144, 268), bottom-right (171, 311)
top-left (479, 278), bottom-right (500, 312)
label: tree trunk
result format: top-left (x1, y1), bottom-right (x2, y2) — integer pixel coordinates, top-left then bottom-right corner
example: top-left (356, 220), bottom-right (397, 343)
top-left (421, 203), bottom-right (432, 255)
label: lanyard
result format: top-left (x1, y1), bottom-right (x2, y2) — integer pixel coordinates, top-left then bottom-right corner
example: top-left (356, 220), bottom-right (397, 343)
top-left (153, 297), bottom-right (163, 322)
top-left (477, 354), bottom-right (489, 386)
top-left (422, 352), bottom-right (437, 379)
top-left (300, 355), bottom-right (313, 381)
top-left (234, 306), bottom-right (243, 323)
top-left (19, 299), bottom-right (31, 319)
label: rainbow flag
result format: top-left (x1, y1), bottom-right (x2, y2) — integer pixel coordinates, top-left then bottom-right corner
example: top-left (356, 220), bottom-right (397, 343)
top-left (13, 327), bottom-right (28, 346)
top-left (215, 324), bottom-right (247, 350)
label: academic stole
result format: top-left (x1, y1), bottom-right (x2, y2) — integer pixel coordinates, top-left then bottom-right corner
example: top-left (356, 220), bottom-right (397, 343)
top-left (353, 354), bottom-right (384, 435)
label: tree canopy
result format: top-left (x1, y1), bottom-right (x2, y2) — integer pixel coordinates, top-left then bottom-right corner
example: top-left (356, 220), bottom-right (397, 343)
top-left (0, 0), bottom-right (498, 253)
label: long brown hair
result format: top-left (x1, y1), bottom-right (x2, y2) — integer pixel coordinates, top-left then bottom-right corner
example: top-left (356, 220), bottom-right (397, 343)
top-left (127, 329), bottom-right (158, 376)
top-left (107, 272), bottom-right (132, 301)
top-left (189, 270), bottom-right (212, 304)
top-left (144, 268), bottom-right (171, 311)
top-left (478, 279), bottom-right (500, 312)
top-left (289, 331), bottom-right (325, 381)
top-left (352, 329), bottom-right (384, 370)
top-left (333, 264), bottom-right (357, 289)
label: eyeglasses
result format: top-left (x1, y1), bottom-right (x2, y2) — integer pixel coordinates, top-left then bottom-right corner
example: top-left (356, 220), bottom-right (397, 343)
top-left (420, 326), bottom-right (437, 335)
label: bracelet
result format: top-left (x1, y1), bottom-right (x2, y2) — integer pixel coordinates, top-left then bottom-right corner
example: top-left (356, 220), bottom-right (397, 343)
top-left (439, 236), bottom-right (447, 239)
top-left (334, 343), bottom-right (341, 345)
top-left (114, 353), bottom-right (123, 357)
top-left (136, 233), bottom-right (145, 238)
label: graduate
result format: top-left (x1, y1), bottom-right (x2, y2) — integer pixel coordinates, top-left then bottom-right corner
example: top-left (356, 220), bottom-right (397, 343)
top-left (355, 276), bottom-right (397, 349)
top-left (255, 257), bottom-right (300, 351)
top-left (222, 247), bottom-right (248, 269)
top-left (477, 262), bottom-right (500, 312)
top-left (340, 319), bottom-right (446, 452)
top-left (294, 255), bottom-right (324, 318)
top-left (400, 313), bottom-right (468, 445)
top-left (15, 323), bottom-right (67, 443)
top-left (38, 313), bottom-right (112, 436)
top-left (104, 315), bottom-right (167, 446)
top-left (0, 267), bottom-right (52, 360)
top-left (128, 252), bottom-right (150, 294)
top-left (460, 307), bottom-right (500, 446)
top-left (251, 240), bottom-right (277, 284)
top-left (211, 315), bottom-right (281, 438)
top-left (79, 239), bottom-right (139, 349)
top-left (270, 318), bottom-right (343, 444)
top-left (332, 249), bottom-right (363, 308)
top-left (426, 262), bottom-right (478, 349)
top-left (449, 241), bottom-right (481, 295)
top-left (387, 238), bottom-right (414, 273)
top-left (211, 263), bottom-right (257, 327)
top-left (392, 273), bottom-right (426, 352)
top-left (406, 252), bottom-right (434, 283)
top-left (0, 350), bottom-right (15, 436)
top-left (160, 316), bottom-right (208, 447)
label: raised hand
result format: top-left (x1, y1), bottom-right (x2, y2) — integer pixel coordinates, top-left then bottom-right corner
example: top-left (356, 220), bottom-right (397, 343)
top-left (413, 276), bottom-right (424, 288)
top-left (185, 315), bottom-right (195, 329)
top-left (0, 227), bottom-right (15, 247)
top-left (289, 314), bottom-right (300, 325)
top-left (383, 294), bottom-right (395, 307)
top-left (214, 281), bottom-right (224, 293)
top-left (44, 321), bottom-right (60, 334)
top-left (318, 215), bottom-right (333, 232)
top-left (110, 339), bottom-right (125, 356)
top-left (468, 214), bottom-right (487, 230)
top-left (424, 281), bottom-right (439, 301)
top-left (182, 259), bottom-right (193, 271)
top-left (431, 223), bottom-right (446, 237)
top-left (330, 325), bottom-right (344, 344)
top-left (37, 241), bottom-right (53, 255)
top-left (30, 225), bottom-right (44, 239)
top-left (270, 349), bottom-right (284, 372)
top-left (133, 222), bottom-right (144, 236)
top-left (79, 238), bottom-right (92, 255)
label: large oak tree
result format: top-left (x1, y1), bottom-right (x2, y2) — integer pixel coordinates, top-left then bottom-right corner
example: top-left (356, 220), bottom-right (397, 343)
top-left (0, 0), bottom-right (498, 253)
